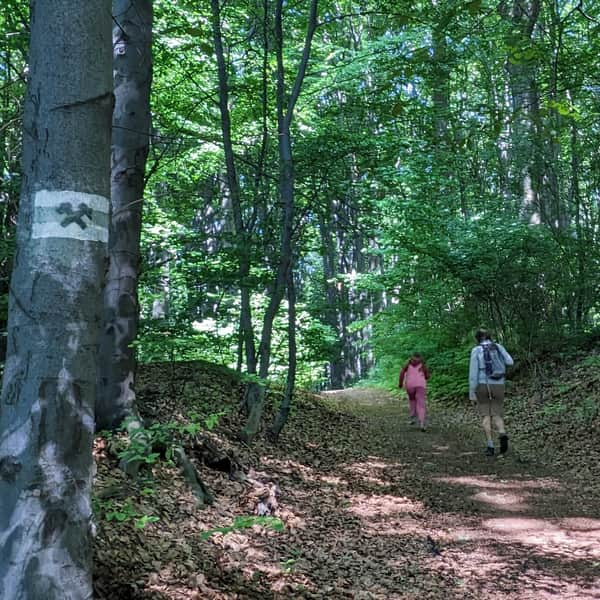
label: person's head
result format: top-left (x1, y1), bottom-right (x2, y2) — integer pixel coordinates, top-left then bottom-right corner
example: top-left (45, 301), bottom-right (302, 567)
top-left (409, 352), bottom-right (423, 365)
top-left (475, 329), bottom-right (492, 343)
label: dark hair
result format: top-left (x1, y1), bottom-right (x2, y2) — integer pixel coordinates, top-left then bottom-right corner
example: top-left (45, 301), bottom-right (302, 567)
top-left (475, 329), bottom-right (492, 343)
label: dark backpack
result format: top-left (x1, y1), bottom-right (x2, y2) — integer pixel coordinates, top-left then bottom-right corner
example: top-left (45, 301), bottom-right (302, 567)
top-left (481, 343), bottom-right (506, 380)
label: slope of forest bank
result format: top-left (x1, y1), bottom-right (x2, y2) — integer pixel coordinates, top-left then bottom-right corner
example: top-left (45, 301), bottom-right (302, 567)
top-left (92, 353), bottom-right (600, 599)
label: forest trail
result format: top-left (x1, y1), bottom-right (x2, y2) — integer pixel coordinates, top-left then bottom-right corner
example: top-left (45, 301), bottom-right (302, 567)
top-left (311, 387), bottom-right (600, 600)
top-left (94, 376), bottom-right (600, 600)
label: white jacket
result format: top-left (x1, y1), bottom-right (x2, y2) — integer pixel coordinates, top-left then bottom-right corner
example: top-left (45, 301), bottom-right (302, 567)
top-left (468, 341), bottom-right (513, 398)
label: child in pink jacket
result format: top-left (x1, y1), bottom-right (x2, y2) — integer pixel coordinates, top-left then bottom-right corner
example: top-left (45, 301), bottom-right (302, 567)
top-left (398, 353), bottom-right (431, 431)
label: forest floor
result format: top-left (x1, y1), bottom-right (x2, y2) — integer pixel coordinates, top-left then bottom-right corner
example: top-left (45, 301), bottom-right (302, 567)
top-left (93, 359), bottom-right (600, 600)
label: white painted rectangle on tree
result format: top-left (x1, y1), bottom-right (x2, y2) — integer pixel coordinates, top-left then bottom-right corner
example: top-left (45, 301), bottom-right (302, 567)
top-left (32, 190), bottom-right (110, 243)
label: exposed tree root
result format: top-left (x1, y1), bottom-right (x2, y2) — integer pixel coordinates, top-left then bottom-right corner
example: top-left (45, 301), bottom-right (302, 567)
top-left (173, 446), bottom-right (214, 506)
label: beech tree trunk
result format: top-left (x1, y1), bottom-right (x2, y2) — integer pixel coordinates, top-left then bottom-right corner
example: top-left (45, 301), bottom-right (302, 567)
top-left (499, 0), bottom-right (542, 220)
top-left (270, 266), bottom-right (297, 439)
top-left (0, 2), bottom-right (112, 599)
top-left (210, 0), bottom-right (258, 377)
top-left (241, 0), bottom-right (318, 442)
top-left (96, 0), bottom-right (153, 431)
top-left (319, 204), bottom-right (344, 389)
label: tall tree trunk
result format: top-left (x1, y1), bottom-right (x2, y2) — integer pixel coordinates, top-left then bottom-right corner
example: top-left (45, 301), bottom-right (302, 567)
top-left (96, 0), bottom-right (153, 431)
top-left (499, 0), bottom-right (542, 220)
top-left (269, 265), bottom-right (296, 439)
top-left (319, 205), bottom-right (344, 389)
top-left (0, 6), bottom-right (26, 365)
top-left (241, 0), bottom-right (318, 442)
top-left (0, 2), bottom-right (112, 598)
top-left (568, 114), bottom-right (586, 328)
top-left (210, 0), bottom-right (257, 375)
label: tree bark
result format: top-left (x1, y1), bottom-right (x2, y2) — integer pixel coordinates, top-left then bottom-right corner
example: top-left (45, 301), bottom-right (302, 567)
top-left (499, 0), bottom-right (543, 220)
top-left (0, 2), bottom-right (113, 598)
top-left (241, 0), bottom-right (318, 443)
top-left (319, 205), bottom-right (344, 389)
top-left (270, 265), bottom-right (297, 439)
top-left (210, 0), bottom-right (257, 376)
top-left (96, 0), bottom-right (153, 431)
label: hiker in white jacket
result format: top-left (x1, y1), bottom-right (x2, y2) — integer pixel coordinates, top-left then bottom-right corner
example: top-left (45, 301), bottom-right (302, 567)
top-left (469, 329), bottom-right (514, 457)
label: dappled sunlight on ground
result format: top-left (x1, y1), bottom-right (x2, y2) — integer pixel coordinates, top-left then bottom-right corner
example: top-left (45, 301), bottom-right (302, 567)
top-left (341, 457), bottom-right (407, 488)
top-left (364, 516), bottom-right (430, 537)
top-left (470, 489), bottom-right (530, 511)
top-left (348, 492), bottom-right (425, 519)
top-left (433, 474), bottom-right (564, 512)
top-left (260, 456), bottom-right (317, 481)
top-left (318, 473), bottom-right (347, 485)
top-left (95, 379), bottom-right (600, 599)
top-left (436, 474), bottom-right (561, 491)
top-left (482, 516), bottom-right (600, 558)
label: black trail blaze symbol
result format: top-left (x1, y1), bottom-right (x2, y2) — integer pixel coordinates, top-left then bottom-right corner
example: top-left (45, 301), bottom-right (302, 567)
top-left (57, 202), bottom-right (93, 229)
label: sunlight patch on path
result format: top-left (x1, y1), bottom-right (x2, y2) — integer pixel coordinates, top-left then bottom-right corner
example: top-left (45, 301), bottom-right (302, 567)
top-left (341, 457), bottom-right (407, 488)
top-left (348, 493), bottom-right (424, 520)
top-left (471, 490), bottom-right (528, 511)
top-left (433, 474), bottom-right (562, 512)
top-left (435, 475), bottom-right (561, 491)
top-left (482, 517), bottom-right (600, 559)
top-left (312, 387), bottom-right (600, 600)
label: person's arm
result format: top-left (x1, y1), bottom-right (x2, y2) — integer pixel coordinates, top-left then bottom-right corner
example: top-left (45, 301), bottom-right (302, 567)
top-left (423, 364), bottom-right (431, 380)
top-left (497, 343), bottom-right (514, 367)
top-left (468, 347), bottom-right (479, 400)
top-left (398, 364), bottom-right (408, 388)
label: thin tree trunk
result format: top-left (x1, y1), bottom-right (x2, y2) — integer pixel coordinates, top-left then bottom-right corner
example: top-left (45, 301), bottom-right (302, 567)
top-left (0, 2), bottom-right (112, 598)
top-left (319, 206), bottom-right (344, 389)
top-left (241, 0), bottom-right (318, 443)
top-left (568, 114), bottom-right (585, 328)
top-left (270, 265), bottom-right (297, 439)
top-left (96, 0), bottom-right (153, 431)
top-left (210, 0), bottom-right (257, 375)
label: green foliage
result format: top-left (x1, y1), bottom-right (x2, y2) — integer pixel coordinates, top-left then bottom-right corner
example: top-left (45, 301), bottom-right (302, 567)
top-left (118, 420), bottom-right (171, 465)
top-left (93, 496), bottom-right (160, 529)
top-left (200, 516), bottom-right (284, 540)
top-left (4, 0), bottom-right (599, 396)
top-left (280, 548), bottom-right (303, 574)
top-left (582, 355), bottom-right (600, 368)
top-left (539, 394), bottom-right (598, 428)
top-left (117, 410), bottom-right (227, 467)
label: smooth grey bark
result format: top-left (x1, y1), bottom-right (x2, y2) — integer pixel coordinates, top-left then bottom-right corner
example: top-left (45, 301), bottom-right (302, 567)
top-left (0, 2), bottom-right (113, 599)
top-left (431, 25), bottom-right (450, 143)
top-left (319, 204), bottom-right (344, 389)
top-left (96, 0), bottom-right (153, 431)
top-left (500, 1), bottom-right (567, 231)
top-left (210, 0), bottom-right (257, 377)
top-left (241, 0), bottom-right (318, 442)
top-left (499, 0), bottom-right (543, 221)
top-left (269, 265), bottom-right (297, 439)
top-left (543, 1), bottom-right (568, 231)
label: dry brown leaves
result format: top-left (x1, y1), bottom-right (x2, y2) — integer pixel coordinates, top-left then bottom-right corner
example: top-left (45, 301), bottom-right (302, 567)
top-left (93, 357), bottom-right (600, 599)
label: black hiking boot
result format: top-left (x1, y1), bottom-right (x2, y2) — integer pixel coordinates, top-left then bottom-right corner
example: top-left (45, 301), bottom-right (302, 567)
top-left (499, 434), bottom-right (509, 454)
top-left (485, 446), bottom-right (495, 457)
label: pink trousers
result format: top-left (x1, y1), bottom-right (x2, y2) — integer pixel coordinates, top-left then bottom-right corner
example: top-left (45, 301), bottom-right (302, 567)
top-left (407, 386), bottom-right (427, 426)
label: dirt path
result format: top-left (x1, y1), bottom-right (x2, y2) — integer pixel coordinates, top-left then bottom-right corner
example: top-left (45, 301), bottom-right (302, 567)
top-left (94, 382), bottom-right (599, 599)
top-left (297, 388), bottom-right (599, 600)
